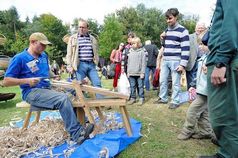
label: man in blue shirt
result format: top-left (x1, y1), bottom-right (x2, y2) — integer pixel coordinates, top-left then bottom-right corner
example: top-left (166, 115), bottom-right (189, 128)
top-left (3, 32), bottom-right (94, 144)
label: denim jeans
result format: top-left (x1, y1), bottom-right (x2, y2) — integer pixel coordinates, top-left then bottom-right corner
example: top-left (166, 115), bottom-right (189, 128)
top-left (186, 61), bottom-right (198, 90)
top-left (159, 60), bottom-right (181, 104)
top-left (144, 66), bottom-right (156, 91)
top-left (129, 76), bottom-right (144, 100)
top-left (25, 88), bottom-right (82, 141)
top-left (76, 61), bottom-right (102, 98)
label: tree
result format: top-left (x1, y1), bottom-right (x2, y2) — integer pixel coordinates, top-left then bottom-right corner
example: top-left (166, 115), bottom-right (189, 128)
top-left (32, 14), bottom-right (68, 64)
top-left (116, 4), bottom-right (167, 46)
top-left (99, 14), bottom-right (124, 58)
top-left (116, 6), bottom-right (140, 36)
top-left (87, 18), bottom-right (101, 38)
top-left (0, 6), bottom-right (25, 56)
top-left (180, 14), bottom-right (198, 34)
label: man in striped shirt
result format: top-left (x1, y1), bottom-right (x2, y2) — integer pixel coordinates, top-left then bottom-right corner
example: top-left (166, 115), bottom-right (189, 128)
top-left (154, 8), bottom-right (190, 109)
top-left (66, 19), bottom-right (102, 98)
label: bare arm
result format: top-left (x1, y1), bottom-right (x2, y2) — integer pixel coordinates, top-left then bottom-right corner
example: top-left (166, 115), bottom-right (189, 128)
top-left (3, 77), bottom-right (40, 87)
top-left (110, 49), bottom-right (116, 62)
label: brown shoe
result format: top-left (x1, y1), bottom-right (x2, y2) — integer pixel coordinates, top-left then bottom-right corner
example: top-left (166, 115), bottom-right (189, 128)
top-left (127, 99), bottom-right (136, 105)
top-left (177, 132), bottom-right (193, 140)
top-left (192, 133), bottom-right (211, 139)
top-left (168, 103), bottom-right (180, 109)
top-left (153, 98), bottom-right (168, 104)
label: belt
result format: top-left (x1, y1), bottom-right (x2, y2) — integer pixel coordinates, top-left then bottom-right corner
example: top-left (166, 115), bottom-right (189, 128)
top-left (80, 60), bottom-right (93, 63)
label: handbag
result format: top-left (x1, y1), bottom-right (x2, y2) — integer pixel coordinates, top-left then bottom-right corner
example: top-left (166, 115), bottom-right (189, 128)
top-left (152, 68), bottom-right (160, 87)
top-left (108, 63), bottom-right (116, 77)
top-left (118, 73), bottom-right (130, 96)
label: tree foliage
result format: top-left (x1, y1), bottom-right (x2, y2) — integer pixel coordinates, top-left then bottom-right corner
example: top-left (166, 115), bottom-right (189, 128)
top-left (99, 14), bottom-right (124, 58)
top-left (35, 14), bottom-right (68, 63)
top-left (0, 4), bottom-right (199, 61)
top-left (116, 4), bottom-right (167, 46)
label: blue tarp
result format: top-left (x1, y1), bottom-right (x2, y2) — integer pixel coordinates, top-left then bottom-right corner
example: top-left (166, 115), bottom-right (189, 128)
top-left (16, 111), bottom-right (142, 158)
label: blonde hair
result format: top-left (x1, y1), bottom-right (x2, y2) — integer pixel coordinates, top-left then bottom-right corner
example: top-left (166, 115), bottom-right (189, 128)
top-left (132, 37), bottom-right (142, 47)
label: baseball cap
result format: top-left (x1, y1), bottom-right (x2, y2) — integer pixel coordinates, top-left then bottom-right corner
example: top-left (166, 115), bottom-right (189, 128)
top-left (29, 32), bottom-right (52, 45)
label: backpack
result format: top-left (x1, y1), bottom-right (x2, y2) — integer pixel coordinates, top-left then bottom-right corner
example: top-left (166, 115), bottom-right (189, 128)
top-left (108, 63), bottom-right (116, 77)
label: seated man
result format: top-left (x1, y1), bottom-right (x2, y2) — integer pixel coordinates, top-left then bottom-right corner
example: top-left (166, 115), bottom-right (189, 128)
top-left (3, 32), bottom-right (94, 144)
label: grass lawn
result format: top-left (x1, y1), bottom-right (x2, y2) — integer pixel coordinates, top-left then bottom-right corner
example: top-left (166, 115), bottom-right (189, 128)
top-left (0, 77), bottom-right (217, 158)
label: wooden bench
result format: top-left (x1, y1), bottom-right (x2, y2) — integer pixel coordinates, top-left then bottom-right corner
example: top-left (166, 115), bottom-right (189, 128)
top-left (16, 80), bottom-right (133, 136)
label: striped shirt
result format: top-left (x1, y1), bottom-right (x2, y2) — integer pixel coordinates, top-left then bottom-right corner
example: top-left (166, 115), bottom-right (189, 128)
top-left (163, 23), bottom-right (190, 67)
top-left (78, 34), bottom-right (94, 61)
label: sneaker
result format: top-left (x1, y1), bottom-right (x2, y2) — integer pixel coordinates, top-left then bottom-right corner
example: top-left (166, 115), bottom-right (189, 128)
top-left (192, 133), bottom-right (211, 139)
top-left (177, 132), bottom-right (193, 140)
top-left (168, 103), bottom-right (180, 109)
top-left (153, 98), bottom-right (168, 104)
top-left (138, 98), bottom-right (144, 106)
top-left (127, 99), bottom-right (136, 105)
top-left (77, 123), bottom-right (94, 145)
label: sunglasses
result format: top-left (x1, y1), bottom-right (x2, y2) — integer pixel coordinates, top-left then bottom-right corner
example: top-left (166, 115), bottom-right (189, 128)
top-left (79, 26), bottom-right (87, 29)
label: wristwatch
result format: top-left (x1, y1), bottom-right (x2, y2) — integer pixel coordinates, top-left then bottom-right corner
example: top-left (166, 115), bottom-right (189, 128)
top-left (215, 62), bottom-right (226, 68)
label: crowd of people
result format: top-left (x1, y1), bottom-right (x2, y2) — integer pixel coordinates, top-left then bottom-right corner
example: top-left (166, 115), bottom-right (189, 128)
top-left (2, 0), bottom-right (238, 157)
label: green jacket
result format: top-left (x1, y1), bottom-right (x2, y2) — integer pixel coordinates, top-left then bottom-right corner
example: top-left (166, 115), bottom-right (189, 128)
top-left (207, 0), bottom-right (238, 66)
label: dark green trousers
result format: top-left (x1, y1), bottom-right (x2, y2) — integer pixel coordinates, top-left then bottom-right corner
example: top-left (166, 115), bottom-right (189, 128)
top-left (207, 58), bottom-right (238, 158)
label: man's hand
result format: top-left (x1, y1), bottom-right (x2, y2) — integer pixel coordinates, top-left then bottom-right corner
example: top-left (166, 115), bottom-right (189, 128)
top-left (27, 78), bottom-right (40, 87)
top-left (176, 65), bottom-right (184, 73)
top-left (202, 65), bottom-right (207, 74)
top-left (67, 66), bottom-right (74, 74)
top-left (140, 73), bottom-right (144, 79)
top-left (53, 75), bottom-right (61, 81)
top-left (211, 67), bottom-right (226, 85)
top-left (160, 32), bottom-right (166, 40)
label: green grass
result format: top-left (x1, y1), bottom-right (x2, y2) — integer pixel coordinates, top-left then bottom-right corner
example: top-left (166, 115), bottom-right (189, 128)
top-left (0, 86), bottom-right (28, 126)
top-left (0, 78), bottom-right (217, 157)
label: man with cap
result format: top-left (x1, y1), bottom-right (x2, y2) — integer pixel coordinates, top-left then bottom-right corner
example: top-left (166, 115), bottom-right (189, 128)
top-left (3, 32), bottom-right (94, 144)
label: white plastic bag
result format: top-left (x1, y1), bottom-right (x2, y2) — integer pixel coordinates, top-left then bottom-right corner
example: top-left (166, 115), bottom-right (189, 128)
top-left (118, 73), bottom-right (130, 96)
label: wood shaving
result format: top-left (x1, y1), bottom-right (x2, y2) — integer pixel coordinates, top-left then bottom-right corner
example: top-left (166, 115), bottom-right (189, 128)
top-left (0, 119), bottom-right (69, 158)
top-left (0, 111), bottom-right (124, 157)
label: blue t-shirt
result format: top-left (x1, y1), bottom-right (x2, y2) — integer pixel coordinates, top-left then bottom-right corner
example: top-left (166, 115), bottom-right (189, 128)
top-left (5, 48), bottom-right (50, 100)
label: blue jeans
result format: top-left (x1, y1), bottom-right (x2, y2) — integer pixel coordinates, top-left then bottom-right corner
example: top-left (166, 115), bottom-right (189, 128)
top-left (25, 88), bottom-right (82, 141)
top-left (129, 76), bottom-right (144, 100)
top-left (144, 66), bottom-right (156, 91)
top-left (159, 60), bottom-right (181, 104)
top-left (186, 61), bottom-right (198, 90)
top-left (76, 61), bottom-right (102, 98)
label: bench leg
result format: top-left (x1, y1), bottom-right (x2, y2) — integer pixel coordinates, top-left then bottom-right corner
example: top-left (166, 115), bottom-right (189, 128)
top-left (95, 107), bottom-right (105, 122)
top-left (31, 111), bottom-right (41, 126)
top-left (22, 110), bottom-right (32, 130)
top-left (76, 107), bottom-right (85, 125)
top-left (119, 106), bottom-right (132, 136)
top-left (84, 107), bottom-right (96, 124)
